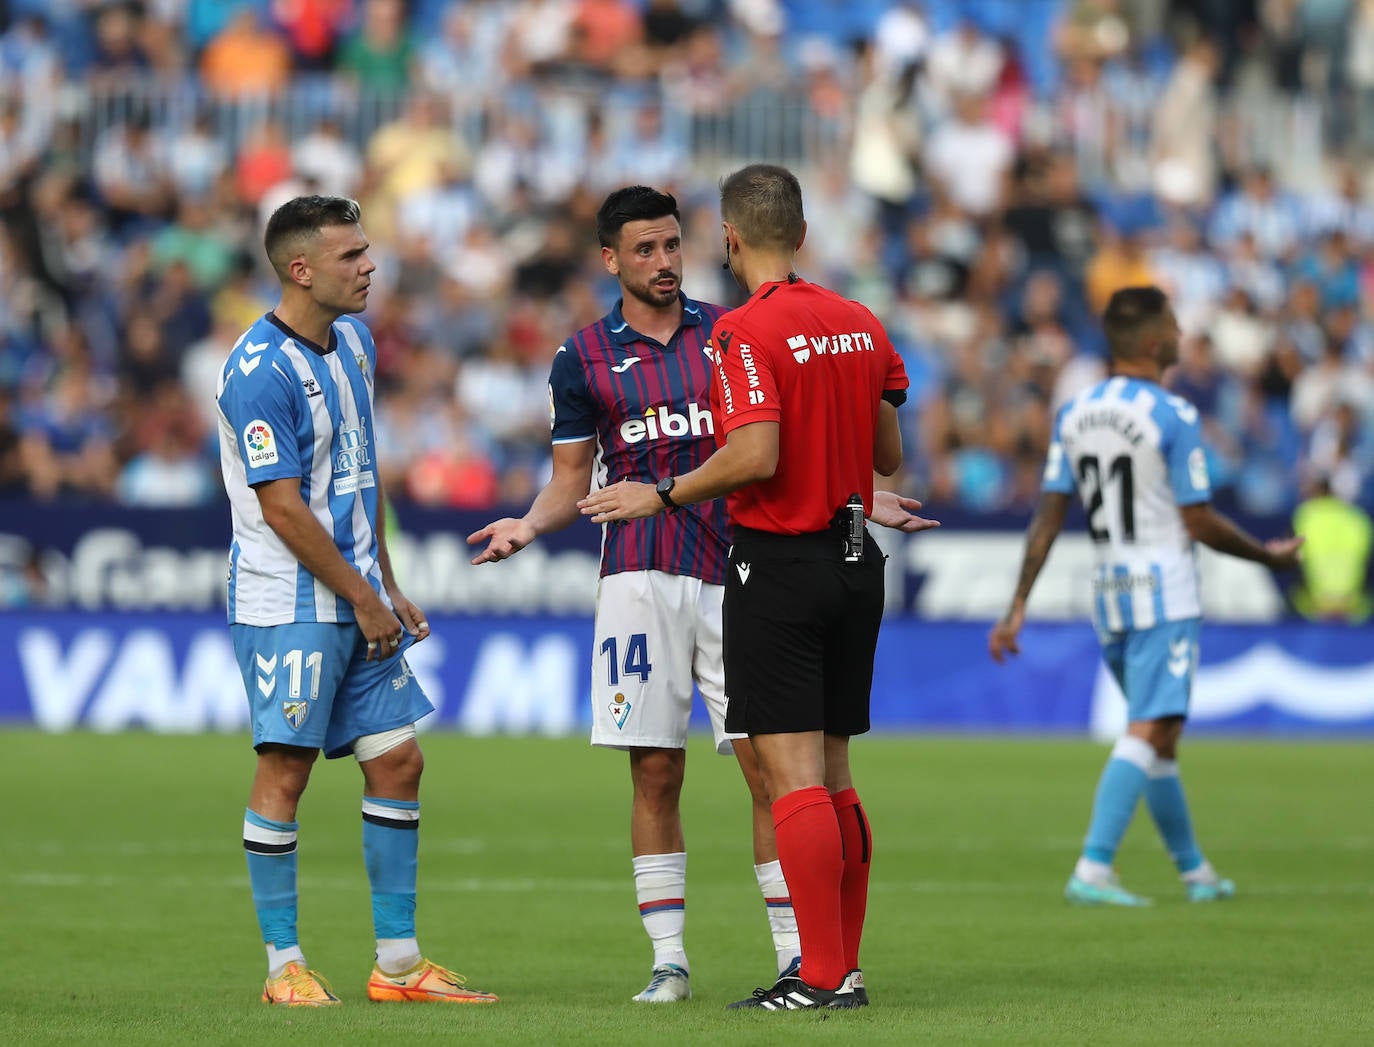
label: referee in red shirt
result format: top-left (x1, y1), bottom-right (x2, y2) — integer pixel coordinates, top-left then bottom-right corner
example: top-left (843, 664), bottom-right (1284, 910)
top-left (581, 164), bottom-right (933, 1010)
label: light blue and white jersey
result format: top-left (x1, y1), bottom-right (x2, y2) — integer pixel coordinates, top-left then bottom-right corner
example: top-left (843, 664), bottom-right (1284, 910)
top-left (216, 313), bottom-right (386, 626)
top-left (1043, 376), bottom-right (1211, 634)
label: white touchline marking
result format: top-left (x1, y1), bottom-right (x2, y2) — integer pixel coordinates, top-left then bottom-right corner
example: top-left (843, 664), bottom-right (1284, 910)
top-left (8, 871), bottom-right (1372, 898)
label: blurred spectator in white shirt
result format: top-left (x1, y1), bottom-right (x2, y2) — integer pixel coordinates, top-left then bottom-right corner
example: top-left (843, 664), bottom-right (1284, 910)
top-left (1209, 287), bottom-right (1276, 380)
top-left (292, 116), bottom-right (364, 200)
top-left (1149, 37), bottom-right (1219, 208)
top-left (923, 91), bottom-right (1013, 218)
top-left (870, 0), bottom-right (930, 81)
top-left (504, 0), bottom-right (576, 78)
top-left (1292, 338), bottom-right (1374, 433)
top-left (926, 18), bottom-right (1003, 110)
top-left (849, 55), bottom-right (923, 224)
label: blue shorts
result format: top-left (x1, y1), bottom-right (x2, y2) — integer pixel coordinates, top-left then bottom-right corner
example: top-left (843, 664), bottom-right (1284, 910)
top-left (231, 623), bottom-right (433, 759)
top-left (1099, 618), bottom-right (1200, 723)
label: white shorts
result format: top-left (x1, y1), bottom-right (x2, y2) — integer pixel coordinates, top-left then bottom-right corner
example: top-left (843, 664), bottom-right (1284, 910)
top-left (590, 570), bottom-right (739, 755)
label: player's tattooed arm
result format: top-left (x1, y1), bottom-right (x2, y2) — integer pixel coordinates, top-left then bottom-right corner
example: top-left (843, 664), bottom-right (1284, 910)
top-left (990, 492), bottom-right (1071, 663)
top-left (1010, 492), bottom-right (1072, 606)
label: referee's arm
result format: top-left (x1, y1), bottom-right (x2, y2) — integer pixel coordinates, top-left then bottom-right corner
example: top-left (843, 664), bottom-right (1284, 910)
top-left (577, 421), bottom-right (778, 523)
top-left (668, 421), bottom-right (778, 507)
top-left (874, 400), bottom-right (902, 476)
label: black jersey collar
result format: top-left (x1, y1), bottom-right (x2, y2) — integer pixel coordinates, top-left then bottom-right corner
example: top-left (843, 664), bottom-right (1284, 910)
top-left (267, 312), bottom-right (337, 356)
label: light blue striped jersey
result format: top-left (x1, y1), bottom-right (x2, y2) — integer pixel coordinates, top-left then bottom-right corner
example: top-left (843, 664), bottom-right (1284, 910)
top-left (1042, 376), bottom-right (1211, 634)
top-left (216, 312), bottom-right (386, 626)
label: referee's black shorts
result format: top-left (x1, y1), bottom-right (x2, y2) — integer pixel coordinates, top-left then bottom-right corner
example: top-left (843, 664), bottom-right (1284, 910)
top-left (723, 525), bottom-right (886, 738)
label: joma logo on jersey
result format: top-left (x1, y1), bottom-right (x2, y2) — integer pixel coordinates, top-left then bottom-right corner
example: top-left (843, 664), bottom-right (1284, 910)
top-left (619, 402), bottom-right (714, 443)
top-left (335, 420), bottom-right (371, 471)
top-left (787, 331), bottom-right (876, 364)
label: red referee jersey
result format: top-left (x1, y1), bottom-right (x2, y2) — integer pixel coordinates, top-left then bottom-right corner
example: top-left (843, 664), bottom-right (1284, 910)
top-left (707, 276), bottom-right (909, 534)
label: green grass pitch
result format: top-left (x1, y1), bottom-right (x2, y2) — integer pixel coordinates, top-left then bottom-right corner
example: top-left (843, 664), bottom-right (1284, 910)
top-left (2, 731), bottom-right (1370, 1045)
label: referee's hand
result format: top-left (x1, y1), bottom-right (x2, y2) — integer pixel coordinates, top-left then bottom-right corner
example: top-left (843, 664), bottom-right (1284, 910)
top-left (869, 491), bottom-right (940, 533)
top-left (578, 481), bottom-right (663, 524)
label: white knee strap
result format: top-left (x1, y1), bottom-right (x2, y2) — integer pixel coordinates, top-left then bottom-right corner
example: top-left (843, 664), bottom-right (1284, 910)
top-left (1111, 734), bottom-right (1156, 773)
top-left (353, 724), bottom-right (416, 763)
top-left (1149, 757), bottom-right (1180, 779)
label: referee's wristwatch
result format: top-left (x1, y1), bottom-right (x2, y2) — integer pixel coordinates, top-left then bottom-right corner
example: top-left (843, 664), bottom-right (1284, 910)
top-left (655, 476), bottom-right (678, 509)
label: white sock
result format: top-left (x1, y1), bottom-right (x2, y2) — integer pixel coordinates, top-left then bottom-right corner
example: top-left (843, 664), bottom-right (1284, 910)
top-left (1074, 857), bottom-right (1114, 884)
top-left (266, 944), bottom-right (305, 978)
top-left (1181, 860), bottom-right (1218, 885)
top-left (753, 860), bottom-right (800, 975)
top-left (375, 937), bottom-right (422, 975)
top-left (633, 852), bottom-right (688, 971)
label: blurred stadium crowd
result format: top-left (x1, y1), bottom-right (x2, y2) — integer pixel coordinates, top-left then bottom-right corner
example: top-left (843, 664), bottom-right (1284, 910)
top-left (0, 0), bottom-right (1373, 521)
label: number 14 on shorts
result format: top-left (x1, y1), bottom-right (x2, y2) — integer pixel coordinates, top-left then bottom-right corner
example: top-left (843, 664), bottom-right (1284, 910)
top-left (600, 633), bottom-right (653, 686)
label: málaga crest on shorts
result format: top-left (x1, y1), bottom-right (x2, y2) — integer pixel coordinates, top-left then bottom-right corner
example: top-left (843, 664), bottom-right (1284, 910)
top-left (283, 699), bottom-right (309, 729)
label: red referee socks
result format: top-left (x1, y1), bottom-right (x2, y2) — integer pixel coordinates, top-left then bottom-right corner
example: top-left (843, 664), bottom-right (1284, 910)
top-left (831, 787), bottom-right (872, 972)
top-left (771, 785), bottom-right (846, 990)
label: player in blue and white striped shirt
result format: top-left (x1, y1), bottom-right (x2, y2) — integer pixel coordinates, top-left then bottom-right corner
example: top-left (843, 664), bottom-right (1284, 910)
top-left (990, 286), bottom-right (1303, 906)
top-left (217, 196), bottom-right (496, 1006)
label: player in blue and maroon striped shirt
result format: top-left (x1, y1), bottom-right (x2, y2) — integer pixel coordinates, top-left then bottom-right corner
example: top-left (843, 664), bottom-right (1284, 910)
top-left (467, 186), bottom-right (798, 1003)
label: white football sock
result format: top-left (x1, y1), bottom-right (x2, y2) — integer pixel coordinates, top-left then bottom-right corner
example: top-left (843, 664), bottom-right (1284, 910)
top-left (753, 860), bottom-right (800, 975)
top-left (266, 944), bottom-right (305, 978)
top-left (375, 937), bottom-right (422, 975)
top-left (633, 852), bottom-right (688, 971)
top-left (1073, 857), bottom-right (1115, 884)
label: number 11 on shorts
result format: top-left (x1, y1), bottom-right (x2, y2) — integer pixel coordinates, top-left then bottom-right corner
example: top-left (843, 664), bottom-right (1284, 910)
top-left (600, 633), bottom-right (653, 687)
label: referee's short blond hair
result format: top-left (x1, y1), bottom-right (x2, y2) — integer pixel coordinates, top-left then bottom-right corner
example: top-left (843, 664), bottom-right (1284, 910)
top-left (719, 164), bottom-right (805, 253)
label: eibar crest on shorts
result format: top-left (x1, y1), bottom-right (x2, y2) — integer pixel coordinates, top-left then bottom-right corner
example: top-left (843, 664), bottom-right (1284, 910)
top-left (283, 699), bottom-right (309, 729)
top-left (609, 694), bottom-right (632, 729)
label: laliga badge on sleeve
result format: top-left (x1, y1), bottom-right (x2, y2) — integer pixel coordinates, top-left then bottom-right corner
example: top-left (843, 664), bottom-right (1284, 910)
top-left (1188, 446), bottom-right (1209, 491)
top-left (244, 419), bottom-right (279, 468)
top-left (1044, 442), bottom-right (1063, 482)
